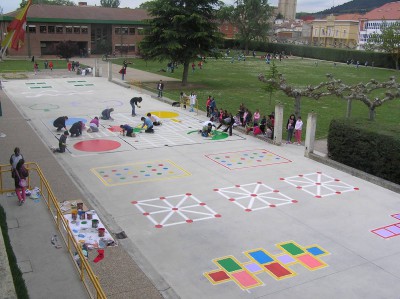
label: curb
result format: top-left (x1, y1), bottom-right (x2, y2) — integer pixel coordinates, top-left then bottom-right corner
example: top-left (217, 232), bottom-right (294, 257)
top-left (0, 224), bottom-right (17, 299)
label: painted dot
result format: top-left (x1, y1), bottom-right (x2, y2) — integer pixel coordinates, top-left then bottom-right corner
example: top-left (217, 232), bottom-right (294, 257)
top-left (157, 173), bottom-right (162, 175)
top-left (257, 181), bottom-right (262, 184)
top-left (213, 188), bottom-right (219, 191)
top-left (112, 170), bottom-right (117, 172)
top-left (163, 167), bottom-right (169, 170)
top-left (229, 198), bottom-right (235, 202)
top-left (221, 160), bottom-right (226, 163)
top-left (158, 164), bottom-right (164, 166)
top-left (235, 185), bottom-right (241, 187)
top-left (120, 177), bottom-right (126, 180)
top-left (257, 160), bottom-right (262, 162)
top-left (269, 204), bottom-right (276, 208)
top-left (116, 173), bottom-right (121, 176)
top-left (240, 158), bottom-right (245, 160)
top-left (186, 193), bottom-right (192, 196)
top-left (143, 212), bottom-right (150, 216)
top-left (140, 170), bottom-right (145, 173)
top-left (215, 214), bottom-right (222, 218)
top-left (245, 209), bottom-right (252, 212)
top-left (199, 203), bottom-right (206, 206)
top-left (334, 179), bottom-right (340, 181)
top-left (299, 174), bottom-right (303, 177)
top-left (145, 174), bottom-right (150, 176)
top-left (251, 194), bottom-right (257, 197)
top-left (238, 162), bottom-right (242, 164)
top-left (292, 200), bottom-right (298, 203)
top-left (186, 220), bottom-right (193, 223)
top-left (227, 163), bottom-right (232, 166)
top-left (103, 175), bottom-right (109, 178)
top-left (99, 171), bottom-right (105, 174)
top-left (160, 197), bottom-right (166, 200)
top-left (172, 208), bottom-right (178, 211)
top-left (152, 169), bottom-right (157, 171)
top-left (215, 157), bottom-right (220, 159)
top-left (354, 187), bottom-right (359, 190)
top-left (297, 186), bottom-right (302, 189)
top-left (131, 201), bottom-right (138, 204)
top-left (273, 190), bottom-right (279, 193)
top-left (133, 176), bottom-right (138, 178)
top-left (155, 224), bottom-right (163, 228)
top-left (336, 191), bottom-right (341, 194)
top-left (317, 171), bottom-right (322, 174)
top-left (316, 183), bottom-right (321, 185)
top-left (124, 168), bottom-right (129, 170)
top-left (315, 195), bottom-right (322, 198)
top-left (280, 178), bottom-right (285, 180)
top-left (147, 165), bottom-right (152, 168)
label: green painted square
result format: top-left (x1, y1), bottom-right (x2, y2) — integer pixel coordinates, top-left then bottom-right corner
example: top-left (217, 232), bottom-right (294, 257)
top-left (281, 242), bottom-right (304, 256)
top-left (30, 87), bottom-right (41, 89)
top-left (74, 84), bottom-right (84, 86)
top-left (42, 86), bottom-right (52, 88)
top-left (217, 258), bottom-right (242, 272)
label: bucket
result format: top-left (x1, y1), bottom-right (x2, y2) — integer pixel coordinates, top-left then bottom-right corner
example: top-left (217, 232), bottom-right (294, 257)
top-left (77, 202), bottom-right (83, 210)
top-left (71, 209), bottom-right (78, 220)
top-left (86, 212), bottom-right (92, 220)
top-left (98, 227), bottom-right (105, 237)
top-left (78, 210), bottom-right (85, 220)
top-left (92, 219), bottom-right (99, 228)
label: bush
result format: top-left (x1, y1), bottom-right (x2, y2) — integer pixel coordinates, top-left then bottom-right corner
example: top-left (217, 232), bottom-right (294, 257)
top-left (328, 119), bottom-right (400, 184)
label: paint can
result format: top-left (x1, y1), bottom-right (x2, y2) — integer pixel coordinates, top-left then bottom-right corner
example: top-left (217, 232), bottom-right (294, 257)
top-left (86, 212), bottom-right (92, 220)
top-left (77, 202), bottom-right (83, 210)
top-left (71, 209), bottom-right (78, 221)
top-left (78, 210), bottom-right (85, 220)
top-left (98, 228), bottom-right (105, 237)
top-left (92, 219), bottom-right (99, 228)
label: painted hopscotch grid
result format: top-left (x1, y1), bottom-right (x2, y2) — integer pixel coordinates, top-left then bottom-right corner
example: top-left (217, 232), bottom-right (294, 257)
top-left (25, 82), bottom-right (52, 89)
top-left (91, 160), bottom-right (191, 186)
top-left (281, 172), bottom-right (359, 198)
top-left (204, 240), bottom-right (330, 291)
top-left (214, 182), bottom-right (297, 212)
top-left (371, 213), bottom-right (400, 239)
top-left (206, 149), bottom-right (292, 170)
top-left (131, 193), bottom-right (221, 228)
top-left (67, 80), bottom-right (95, 87)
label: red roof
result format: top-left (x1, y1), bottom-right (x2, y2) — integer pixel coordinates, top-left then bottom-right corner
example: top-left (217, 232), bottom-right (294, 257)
top-left (5, 4), bottom-right (149, 21)
top-left (363, 1), bottom-right (400, 20)
top-left (334, 13), bottom-right (363, 21)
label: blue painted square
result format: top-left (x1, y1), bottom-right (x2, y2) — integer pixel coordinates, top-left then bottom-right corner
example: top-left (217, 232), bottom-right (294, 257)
top-left (249, 250), bottom-right (274, 264)
top-left (306, 247), bottom-right (325, 256)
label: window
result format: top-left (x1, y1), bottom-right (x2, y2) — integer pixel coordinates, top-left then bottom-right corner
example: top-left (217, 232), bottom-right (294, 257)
top-left (66, 26), bottom-right (72, 33)
top-left (129, 27), bottom-right (135, 35)
top-left (40, 25), bottom-right (47, 33)
top-left (56, 26), bottom-right (63, 34)
top-left (81, 26), bottom-right (88, 34)
top-left (74, 26), bottom-right (80, 34)
top-left (28, 25), bottom-right (36, 33)
top-left (48, 26), bottom-right (55, 33)
top-left (115, 27), bottom-right (121, 34)
top-left (122, 27), bottom-right (128, 34)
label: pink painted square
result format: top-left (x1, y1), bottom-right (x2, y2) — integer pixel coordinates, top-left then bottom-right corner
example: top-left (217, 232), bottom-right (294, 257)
top-left (297, 254), bottom-right (324, 269)
top-left (232, 270), bottom-right (259, 288)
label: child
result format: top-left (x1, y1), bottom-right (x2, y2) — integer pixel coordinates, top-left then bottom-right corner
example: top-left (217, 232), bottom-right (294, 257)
top-left (294, 116), bottom-right (303, 145)
top-left (141, 116), bottom-right (154, 133)
top-left (101, 108), bottom-right (114, 120)
top-left (120, 124), bottom-right (135, 137)
top-left (87, 117), bottom-right (99, 132)
top-left (53, 131), bottom-right (69, 153)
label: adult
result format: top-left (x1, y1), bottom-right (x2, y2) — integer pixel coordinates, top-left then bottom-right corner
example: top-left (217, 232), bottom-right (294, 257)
top-left (209, 97), bottom-right (216, 119)
top-left (10, 147), bottom-right (24, 177)
top-left (286, 114), bottom-right (296, 144)
top-left (147, 113), bottom-right (162, 126)
top-left (141, 116), bottom-right (154, 133)
top-left (130, 97), bottom-right (142, 116)
top-left (53, 131), bottom-right (69, 153)
top-left (13, 159), bottom-right (29, 206)
top-left (53, 116), bottom-right (68, 132)
top-left (101, 108), bottom-right (114, 120)
top-left (69, 121), bottom-right (83, 137)
top-left (120, 124), bottom-right (135, 137)
top-left (157, 80), bottom-right (164, 98)
top-left (294, 116), bottom-right (303, 145)
top-left (87, 117), bottom-right (99, 133)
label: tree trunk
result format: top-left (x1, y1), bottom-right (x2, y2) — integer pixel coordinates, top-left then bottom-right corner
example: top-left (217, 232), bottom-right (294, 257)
top-left (369, 107), bottom-right (376, 121)
top-left (346, 98), bottom-right (352, 118)
top-left (294, 95), bottom-right (301, 117)
top-left (396, 59), bottom-right (399, 71)
top-left (181, 61), bottom-right (189, 86)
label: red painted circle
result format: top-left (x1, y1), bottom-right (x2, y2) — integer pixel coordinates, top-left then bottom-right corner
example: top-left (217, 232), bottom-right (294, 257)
top-left (336, 191), bottom-right (341, 194)
top-left (172, 208), bottom-right (178, 211)
top-left (297, 186), bottom-right (302, 189)
top-left (245, 209), bottom-right (252, 212)
top-left (269, 204), bottom-right (276, 208)
top-left (186, 219), bottom-right (193, 223)
top-left (279, 178), bottom-right (284, 180)
top-left (235, 185), bottom-right (241, 187)
top-left (155, 224), bottom-right (163, 228)
top-left (292, 200), bottom-right (298, 203)
top-left (215, 214), bottom-right (222, 218)
top-left (273, 190), bottom-right (279, 193)
top-left (199, 203), bottom-right (206, 206)
top-left (74, 139), bottom-right (121, 152)
top-left (143, 212), bottom-right (150, 216)
top-left (131, 201), bottom-right (138, 204)
top-left (213, 189), bottom-right (219, 191)
top-left (186, 193), bottom-right (192, 196)
top-left (251, 194), bottom-right (257, 197)
top-left (316, 183), bottom-right (321, 185)
top-left (229, 198), bottom-right (235, 201)
top-left (257, 181), bottom-right (262, 184)
top-left (160, 196), bottom-right (166, 200)
top-left (315, 195), bottom-right (322, 198)
top-left (354, 187), bottom-right (359, 190)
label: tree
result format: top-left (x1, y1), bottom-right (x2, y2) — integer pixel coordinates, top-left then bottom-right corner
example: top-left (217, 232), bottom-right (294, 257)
top-left (100, 0), bottom-right (120, 8)
top-left (263, 61), bottom-right (279, 107)
top-left (365, 22), bottom-right (400, 70)
top-left (139, 0), bottom-right (223, 86)
top-left (20, 0), bottom-right (76, 8)
top-left (218, 0), bottom-right (272, 54)
top-left (138, 2), bottom-right (152, 9)
top-left (56, 40), bottom-right (78, 59)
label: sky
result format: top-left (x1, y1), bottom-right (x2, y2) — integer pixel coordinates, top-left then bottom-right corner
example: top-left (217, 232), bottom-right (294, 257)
top-left (1, 0), bottom-right (350, 14)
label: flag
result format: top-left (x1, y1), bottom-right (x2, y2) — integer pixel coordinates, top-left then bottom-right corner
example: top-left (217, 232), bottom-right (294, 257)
top-left (1, 0), bottom-right (32, 51)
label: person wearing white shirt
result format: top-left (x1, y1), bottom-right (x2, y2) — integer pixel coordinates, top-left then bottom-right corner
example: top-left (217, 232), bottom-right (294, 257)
top-left (189, 92), bottom-right (197, 112)
top-left (294, 116), bottom-right (303, 145)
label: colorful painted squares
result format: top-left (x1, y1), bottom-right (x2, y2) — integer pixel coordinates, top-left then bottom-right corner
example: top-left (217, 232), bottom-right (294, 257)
top-left (204, 240), bottom-right (330, 290)
top-left (371, 213), bottom-right (400, 239)
top-left (206, 149), bottom-right (291, 170)
top-left (281, 172), bottom-right (359, 198)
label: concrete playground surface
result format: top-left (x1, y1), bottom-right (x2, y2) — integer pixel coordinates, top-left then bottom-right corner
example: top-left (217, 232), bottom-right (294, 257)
top-left (3, 75), bottom-right (400, 299)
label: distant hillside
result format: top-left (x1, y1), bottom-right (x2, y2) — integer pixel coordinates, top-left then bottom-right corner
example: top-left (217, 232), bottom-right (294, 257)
top-left (296, 0), bottom-right (394, 18)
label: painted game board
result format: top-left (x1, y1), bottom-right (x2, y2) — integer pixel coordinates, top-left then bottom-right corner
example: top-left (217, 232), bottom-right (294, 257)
top-left (281, 172), bottom-right (359, 198)
top-left (371, 213), bottom-right (400, 239)
top-left (206, 149), bottom-right (291, 170)
top-left (204, 240), bottom-right (330, 291)
top-left (91, 160), bottom-right (191, 186)
top-left (132, 193), bottom-right (221, 228)
top-left (214, 182), bottom-right (297, 212)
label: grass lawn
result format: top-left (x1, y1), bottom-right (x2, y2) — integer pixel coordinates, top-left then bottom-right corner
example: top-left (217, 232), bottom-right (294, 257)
top-left (2, 56), bottom-right (400, 139)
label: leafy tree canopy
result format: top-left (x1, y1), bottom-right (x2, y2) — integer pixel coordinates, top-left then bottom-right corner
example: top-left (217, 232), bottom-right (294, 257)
top-left (139, 0), bottom-right (223, 85)
top-left (218, 0), bottom-right (272, 54)
top-left (100, 0), bottom-right (120, 8)
top-left (138, 1), bottom-right (152, 9)
top-left (20, 0), bottom-right (75, 8)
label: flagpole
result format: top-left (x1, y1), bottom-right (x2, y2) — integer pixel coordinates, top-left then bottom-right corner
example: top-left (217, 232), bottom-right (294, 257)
top-left (0, 31), bottom-right (15, 60)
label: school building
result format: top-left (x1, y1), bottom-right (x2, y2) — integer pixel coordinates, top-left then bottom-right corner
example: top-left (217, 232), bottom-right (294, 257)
top-left (0, 3), bottom-right (150, 57)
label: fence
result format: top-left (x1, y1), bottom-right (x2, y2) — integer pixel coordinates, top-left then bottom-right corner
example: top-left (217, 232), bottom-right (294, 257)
top-left (0, 162), bottom-right (107, 299)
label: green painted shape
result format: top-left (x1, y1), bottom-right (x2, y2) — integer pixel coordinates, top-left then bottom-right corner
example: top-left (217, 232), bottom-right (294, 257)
top-left (30, 87), bottom-right (41, 89)
top-left (217, 258), bottom-right (242, 272)
top-left (37, 82), bottom-right (46, 84)
top-left (67, 81), bottom-right (76, 83)
top-left (42, 86), bottom-right (52, 88)
top-left (77, 80), bottom-right (86, 82)
top-left (187, 130), bottom-right (197, 134)
top-left (281, 242), bottom-right (305, 256)
top-left (211, 131), bottom-right (228, 140)
top-left (133, 128), bottom-right (142, 133)
top-left (85, 84), bottom-right (94, 86)
top-left (74, 84), bottom-right (84, 86)
top-left (26, 83), bottom-right (35, 85)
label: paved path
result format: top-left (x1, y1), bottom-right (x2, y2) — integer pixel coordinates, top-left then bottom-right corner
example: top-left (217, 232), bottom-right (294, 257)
top-left (2, 67), bottom-right (400, 299)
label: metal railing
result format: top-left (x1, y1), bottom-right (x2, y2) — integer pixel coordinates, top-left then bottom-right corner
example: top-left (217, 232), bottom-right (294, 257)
top-left (0, 162), bottom-right (107, 299)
